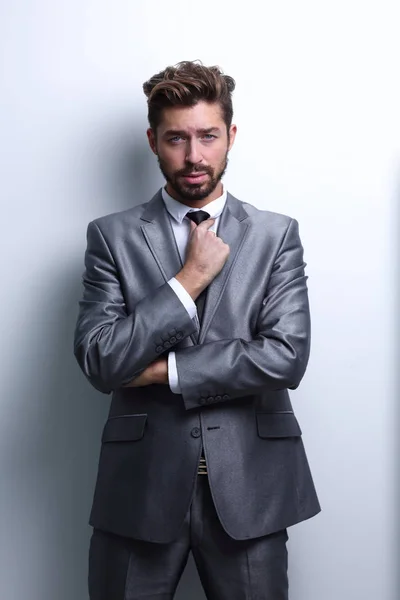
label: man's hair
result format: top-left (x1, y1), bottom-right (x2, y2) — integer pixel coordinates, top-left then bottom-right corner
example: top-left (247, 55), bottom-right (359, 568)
top-left (143, 60), bottom-right (235, 133)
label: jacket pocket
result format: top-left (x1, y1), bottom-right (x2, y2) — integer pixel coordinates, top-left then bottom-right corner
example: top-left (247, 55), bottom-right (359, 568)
top-left (256, 411), bottom-right (302, 438)
top-left (101, 414), bottom-right (148, 443)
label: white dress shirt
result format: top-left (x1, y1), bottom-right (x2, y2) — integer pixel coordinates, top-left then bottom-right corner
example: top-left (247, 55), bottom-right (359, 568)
top-left (162, 186), bottom-right (227, 393)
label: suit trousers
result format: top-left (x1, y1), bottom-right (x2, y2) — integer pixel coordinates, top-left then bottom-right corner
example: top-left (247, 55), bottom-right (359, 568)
top-left (88, 473), bottom-right (289, 600)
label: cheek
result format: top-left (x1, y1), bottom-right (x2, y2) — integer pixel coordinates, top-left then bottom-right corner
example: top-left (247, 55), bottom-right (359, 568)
top-left (206, 138), bottom-right (228, 158)
top-left (159, 148), bottom-right (185, 171)
top-left (208, 146), bottom-right (228, 166)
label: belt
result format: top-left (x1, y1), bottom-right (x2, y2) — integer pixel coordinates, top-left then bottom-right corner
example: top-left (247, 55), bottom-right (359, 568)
top-left (197, 456), bottom-right (207, 475)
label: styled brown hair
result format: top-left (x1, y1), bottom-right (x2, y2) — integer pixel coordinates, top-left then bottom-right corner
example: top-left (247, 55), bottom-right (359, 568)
top-left (143, 60), bottom-right (235, 133)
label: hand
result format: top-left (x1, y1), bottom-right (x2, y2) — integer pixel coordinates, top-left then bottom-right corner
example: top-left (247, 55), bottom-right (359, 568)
top-left (175, 219), bottom-right (230, 300)
top-left (122, 358), bottom-right (168, 387)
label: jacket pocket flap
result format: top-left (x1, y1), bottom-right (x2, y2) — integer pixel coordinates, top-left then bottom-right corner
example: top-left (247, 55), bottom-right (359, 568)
top-left (256, 412), bottom-right (302, 438)
top-left (102, 414), bottom-right (147, 443)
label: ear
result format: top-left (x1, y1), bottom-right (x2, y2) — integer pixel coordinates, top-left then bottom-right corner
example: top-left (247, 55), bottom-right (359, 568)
top-left (228, 124), bottom-right (237, 151)
top-left (147, 128), bottom-right (158, 155)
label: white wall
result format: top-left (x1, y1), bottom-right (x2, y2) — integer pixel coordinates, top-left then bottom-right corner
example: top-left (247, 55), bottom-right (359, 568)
top-left (0, 1), bottom-right (398, 599)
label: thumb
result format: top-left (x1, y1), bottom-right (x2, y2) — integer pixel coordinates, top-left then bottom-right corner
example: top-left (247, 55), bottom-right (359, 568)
top-left (199, 218), bottom-right (216, 230)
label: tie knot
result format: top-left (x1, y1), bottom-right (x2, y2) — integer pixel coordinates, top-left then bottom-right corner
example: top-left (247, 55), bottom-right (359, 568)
top-left (186, 210), bottom-right (210, 225)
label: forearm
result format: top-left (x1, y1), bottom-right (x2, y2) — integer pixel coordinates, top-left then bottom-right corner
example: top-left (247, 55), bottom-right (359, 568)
top-left (175, 216), bottom-right (311, 410)
top-left (175, 326), bottom-right (310, 410)
top-left (74, 282), bottom-right (197, 393)
top-left (122, 357), bottom-right (169, 388)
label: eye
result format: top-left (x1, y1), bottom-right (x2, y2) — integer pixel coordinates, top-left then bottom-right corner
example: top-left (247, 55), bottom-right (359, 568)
top-left (168, 136), bottom-right (184, 143)
top-left (202, 134), bottom-right (216, 141)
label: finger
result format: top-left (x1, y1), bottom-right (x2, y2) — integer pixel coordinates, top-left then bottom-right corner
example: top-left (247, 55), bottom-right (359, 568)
top-left (189, 220), bottom-right (197, 233)
top-left (122, 377), bottom-right (141, 388)
top-left (130, 374), bottom-right (146, 387)
top-left (198, 218), bottom-right (216, 230)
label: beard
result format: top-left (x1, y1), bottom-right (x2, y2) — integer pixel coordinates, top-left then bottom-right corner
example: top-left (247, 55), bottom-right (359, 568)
top-left (157, 152), bottom-right (229, 202)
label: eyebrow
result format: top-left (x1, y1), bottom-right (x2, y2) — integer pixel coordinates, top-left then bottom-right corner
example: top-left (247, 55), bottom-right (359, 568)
top-left (163, 127), bottom-right (221, 137)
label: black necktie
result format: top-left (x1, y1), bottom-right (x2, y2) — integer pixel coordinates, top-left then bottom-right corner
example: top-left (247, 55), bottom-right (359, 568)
top-left (186, 210), bottom-right (210, 226)
top-left (186, 210), bottom-right (211, 327)
top-left (186, 210), bottom-right (211, 463)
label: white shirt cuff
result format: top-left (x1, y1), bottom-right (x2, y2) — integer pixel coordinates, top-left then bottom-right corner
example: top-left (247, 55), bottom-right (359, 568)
top-left (168, 351), bottom-right (181, 394)
top-left (168, 277), bottom-right (197, 320)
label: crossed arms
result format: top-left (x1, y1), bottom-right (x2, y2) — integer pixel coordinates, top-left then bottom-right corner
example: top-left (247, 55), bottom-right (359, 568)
top-left (73, 218), bottom-right (311, 409)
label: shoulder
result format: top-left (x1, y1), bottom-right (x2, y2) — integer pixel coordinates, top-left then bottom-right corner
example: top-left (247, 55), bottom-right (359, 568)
top-left (227, 193), bottom-right (303, 251)
top-left (90, 202), bottom-right (148, 233)
top-left (244, 202), bottom-right (292, 225)
top-left (228, 193), bottom-right (296, 231)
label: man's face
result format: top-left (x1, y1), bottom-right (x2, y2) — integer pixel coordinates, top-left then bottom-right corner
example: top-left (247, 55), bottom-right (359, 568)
top-left (147, 101), bottom-right (236, 205)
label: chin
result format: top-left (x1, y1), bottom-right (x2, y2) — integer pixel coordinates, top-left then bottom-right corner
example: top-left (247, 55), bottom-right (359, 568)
top-left (175, 184), bottom-right (207, 200)
top-left (183, 191), bottom-right (211, 202)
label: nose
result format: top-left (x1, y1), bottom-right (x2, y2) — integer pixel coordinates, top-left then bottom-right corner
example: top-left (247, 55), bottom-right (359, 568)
top-left (185, 139), bottom-right (202, 165)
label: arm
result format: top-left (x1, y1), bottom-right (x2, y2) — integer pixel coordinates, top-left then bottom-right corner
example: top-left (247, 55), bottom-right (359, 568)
top-left (73, 221), bottom-right (197, 393)
top-left (121, 279), bottom-right (195, 391)
top-left (174, 219), bottom-right (311, 410)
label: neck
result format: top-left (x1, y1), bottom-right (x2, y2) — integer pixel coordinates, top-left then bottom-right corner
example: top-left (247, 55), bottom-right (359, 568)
top-left (165, 182), bottom-right (223, 209)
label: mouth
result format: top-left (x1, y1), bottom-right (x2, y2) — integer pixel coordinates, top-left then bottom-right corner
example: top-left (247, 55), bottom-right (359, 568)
top-left (181, 172), bottom-right (208, 184)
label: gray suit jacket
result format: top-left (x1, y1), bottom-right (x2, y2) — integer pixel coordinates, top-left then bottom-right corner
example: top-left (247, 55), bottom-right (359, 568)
top-left (74, 189), bottom-right (320, 543)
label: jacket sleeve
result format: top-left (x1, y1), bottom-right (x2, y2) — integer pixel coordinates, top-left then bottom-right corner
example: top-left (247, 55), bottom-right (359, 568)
top-left (73, 221), bottom-right (197, 393)
top-left (174, 218), bottom-right (311, 410)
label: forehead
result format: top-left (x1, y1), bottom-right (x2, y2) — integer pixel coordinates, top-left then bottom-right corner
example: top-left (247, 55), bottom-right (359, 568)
top-left (158, 101), bottom-right (225, 134)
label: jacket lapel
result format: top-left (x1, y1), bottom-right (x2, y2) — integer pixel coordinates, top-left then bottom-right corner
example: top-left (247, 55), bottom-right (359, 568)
top-left (198, 193), bottom-right (250, 343)
top-left (140, 190), bottom-right (183, 281)
top-left (140, 189), bottom-right (250, 346)
top-left (140, 190), bottom-right (197, 346)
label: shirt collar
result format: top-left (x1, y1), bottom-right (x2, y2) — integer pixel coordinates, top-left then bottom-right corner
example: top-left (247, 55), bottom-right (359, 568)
top-left (162, 186), bottom-right (227, 224)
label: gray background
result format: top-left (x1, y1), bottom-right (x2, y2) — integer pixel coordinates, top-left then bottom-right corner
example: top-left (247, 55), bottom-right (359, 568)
top-left (0, 1), bottom-right (398, 599)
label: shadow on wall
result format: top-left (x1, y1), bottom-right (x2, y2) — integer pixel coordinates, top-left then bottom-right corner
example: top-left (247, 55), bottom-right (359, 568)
top-left (8, 122), bottom-right (205, 599)
top-left (3, 266), bottom-right (110, 599)
top-left (85, 121), bottom-right (165, 212)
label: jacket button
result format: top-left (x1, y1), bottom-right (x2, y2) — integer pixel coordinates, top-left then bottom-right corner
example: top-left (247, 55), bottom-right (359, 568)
top-left (163, 341), bottom-right (171, 349)
top-left (170, 336), bottom-right (177, 343)
top-left (191, 427), bottom-right (201, 438)
top-left (222, 394), bottom-right (230, 400)
top-left (199, 398), bottom-right (206, 405)
top-left (207, 396), bottom-right (214, 404)
top-left (215, 395), bottom-right (222, 402)
top-left (155, 345), bottom-right (163, 353)
top-left (176, 332), bottom-right (183, 340)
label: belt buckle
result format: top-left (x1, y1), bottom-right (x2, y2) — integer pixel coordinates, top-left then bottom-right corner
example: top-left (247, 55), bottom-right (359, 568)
top-left (197, 456), bottom-right (207, 475)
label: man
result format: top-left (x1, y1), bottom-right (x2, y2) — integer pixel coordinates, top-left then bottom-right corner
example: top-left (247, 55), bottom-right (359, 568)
top-left (74, 60), bottom-right (320, 600)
